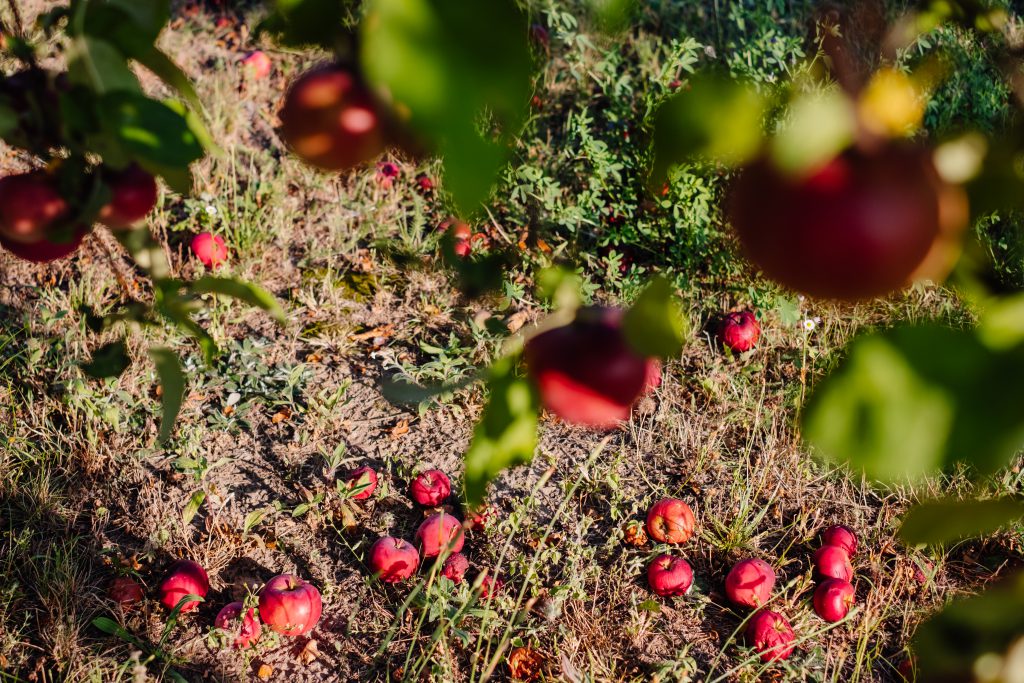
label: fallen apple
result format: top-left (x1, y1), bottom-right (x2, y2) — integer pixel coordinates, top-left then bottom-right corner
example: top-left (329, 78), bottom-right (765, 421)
top-left (258, 574), bottom-right (322, 636)
top-left (479, 571), bottom-right (504, 598)
top-left (0, 172), bottom-right (68, 244)
top-left (725, 558), bottom-right (776, 609)
top-left (410, 469), bottom-right (451, 507)
top-left (191, 232), bottom-right (228, 269)
top-left (368, 536), bottom-right (420, 583)
top-left (746, 609), bottom-right (796, 662)
top-left (214, 601), bottom-right (262, 649)
top-left (466, 504), bottom-right (496, 533)
top-left (820, 525), bottom-right (858, 557)
top-left (158, 559), bottom-right (209, 613)
top-left (346, 466), bottom-right (378, 500)
top-left (814, 545), bottom-right (854, 583)
top-left (415, 513), bottom-right (465, 558)
top-left (647, 554), bottom-right (694, 597)
top-left (441, 552), bottom-right (469, 584)
top-left (279, 64), bottom-right (385, 171)
top-left (524, 307), bottom-right (653, 429)
top-left (375, 161), bottom-right (400, 188)
top-left (645, 498), bottom-right (696, 544)
top-left (719, 311), bottom-right (760, 353)
top-left (97, 165), bottom-right (158, 229)
top-left (241, 50), bottom-right (272, 79)
top-left (0, 225), bottom-right (88, 262)
top-left (813, 578), bottom-right (855, 623)
top-left (108, 577), bottom-right (145, 606)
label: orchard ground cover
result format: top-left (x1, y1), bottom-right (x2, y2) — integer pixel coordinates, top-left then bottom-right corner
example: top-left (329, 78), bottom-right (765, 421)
top-left (0, 0), bottom-right (1022, 681)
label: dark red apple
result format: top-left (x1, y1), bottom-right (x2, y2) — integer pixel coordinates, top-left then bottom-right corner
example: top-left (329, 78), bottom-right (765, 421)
top-left (725, 558), bottom-right (776, 609)
top-left (215, 601), bottom-right (262, 649)
top-left (466, 504), bottom-right (496, 533)
top-left (746, 609), bottom-right (796, 662)
top-left (729, 142), bottom-right (962, 300)
top-left (645, 498), bottom-right (695, 544)
top-left (814, 545), bottom-right (854, 582)
top-left (441, 552), bottom-right (469, 584)
top-left (375, 161), bottom-right (400, 188)
top-left (0, 172), bottom-right (68, 243)
top-left (279, 64), bottom-right (385, 171)
top-left (257, 574), bottom-right (322, 636)
top-left (346, 466), bottom-right (378, 500)
top-left (368, 536), bottom-right (420, 583)
top-left (453, 239), bottom-right (471, 258)
top-left (416, 174), bottom-right (434, 194)
top-left (410, 469), bottom-right (451, 507)
top-left (416, 513), bottom-right (465, 558)
top-left (647, 554), bottom-right (694, 597)
top-left (157, 559), bottom-right (209, 612)
top-left (820, 525), bottom-right (858, 556)
top-left (191, 232), bottom-right (228, 268)
top-left (524, 307), bottom-right (653, 429)
top-left (479, 571), bottom-right (504, 598)
top-left (108, 577), bottom-right (145, 605)
top-left (813, 578), bottom-right (855, 622)
top-left (98, 165), bottom-right (158, 229)
top-left (719, 311), bottom-right (760, 353)
top-left (241, 51), bottom-right (272, 79)
top-left (0, 225), bottom-right (88, 262)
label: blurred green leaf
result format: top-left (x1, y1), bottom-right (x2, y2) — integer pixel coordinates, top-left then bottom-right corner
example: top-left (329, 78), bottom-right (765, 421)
top-left (587, 0), bottom-right (638, 31)
top-left (537, 266), bottom-right (582, 312)
top-left (115, 227), bottom-right (170, 279)
top-left (150, 347), bottom-right (184, 444)
top-left (622, 276), bottom-right (687, 358)
top-left (361, 0), bottom-right (532, 213)
top-left (80, 0), bottom-right (170, 43)
top-left (650, 73), bottom-right (766, 183)
top-left (67, 36), bottom-right (142, 94)
top-left (979, 292), bottom-right (1024, 350)
top-left (190, 276), bottom-right (286, 325)
top-left (82, 340), bottom-right (130, 379)
top-left (99, 92), bottom-right (203, 168)
top-left (0, 104), bottom-right (17, 138)
top-left (900, 497), bottom-right (1024, 545)
top-left (803, 325), bottom-right (1024, 482)
top-left (164, 99), bottom-right (220, 157)
top-left (134, 48), bottom-right (203, 115)
top-left (463, 356), bottom-right (539, 508)
top-left (770, 89), bottom-right (856, 175)
top-left (258, 0), bottom-right (353, 49)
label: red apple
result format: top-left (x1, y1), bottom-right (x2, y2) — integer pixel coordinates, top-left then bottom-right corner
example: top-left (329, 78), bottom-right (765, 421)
top-left (415, 513), bottom-right (465, 558)
top-left (645, 498), bottom-right (695, 544)
top-left (215, 601), bottom-right (262, 649)
top-left (466, 504), bottom-right (496, 533)
top-left (719, 311), bottom-right (760, 353)
top-left (479, 571), bottom-right (504, 598)
top-left (453, 239), bottom-right (471, 258)
top-left (257, 574), bottom-right (322, 636)
top-left (644, 359), bottom-right (662, 391)
top-left (241, 51), bottom-right (272, 79)
top-left (820, 525), bottom-right (858, 557)
top-left (346, 466), bottom-right (378, 500)
top-left (375, 161), bottom-right (400, 188)
top-left (814, 545), bottom-right (854, 582)
top-left (279, 64), bottom-right (385, 171)
top-left (410, 469), bottom-right (451, 507)
top-left (416, 174), bottom-right (434, 194)
top-left (725, 558), bottom-right (776, 609)
top-left (0, 225), bottom-right (88, 262)
top-left (97, 165), bottom-right (158, 229)
top-left (746, 609), bottom-right (796, 662)
top-left (524, 307), bottom-right (653, 429)
top-left (729, 142), bottom-right (961, 301)
top-left (108, 577), bottom-right (145, 605)
top-left (647, 554), bottom-right (694, 597)
top-left (441, 552), bottom-right (469, 584)
top-left (191, 232), bottom-right (228, 269)
top-left (368, 536), bottom-right (420, 583)
top-left (813, 578), bottom-right (855, 623)
top-left (157, 559), bottom-right (209, 613)
top-left (0, 172), bottom-right (68, 243)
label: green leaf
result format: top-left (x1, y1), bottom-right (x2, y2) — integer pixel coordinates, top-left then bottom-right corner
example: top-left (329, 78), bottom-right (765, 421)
top-left (99, 92), bottom-right (203, 168)
top-left (134, 48), bottom-right (203, 114)
top-left (190, 276), bottom-right (286, 325)
top-left (0, 104), bottom-right (18, 138)
top-left (115, 227), bottom-right (170, 279)
top-left (979, 292), bottom-right (1024, 350)
top-left (650, 72), bottom-right (766, 183)
top-left (463, 356), bottom-right (539, 508)
top-left (622, 276), bottom-right (688, 358)
top-left (258, 0), bottom-right (352, 49)
top-left (769, 89), bottom-right (856, 175)
top-left (163, 99), bottom-right (220, 157)
top-left (92, 617), bottom-right (146, 648)
top-left (150, 347), bottom-right (185, 444)
top-left (900, 497), bottom-right (1024, 546)
top-left (586, 0), bottom-right (638, 31)
top-left (67, 36), bottom-right (142, 94)
top-left (82, 340), bottom-right (131, 379)
top-left (79, 0), bottom-right (170, 44)
top-left (803, 325), bottom-right (1024, 482)
top-left (360, 0), bottom-right (532, 214)
top-left (182, 490), bottom-right (205, 526)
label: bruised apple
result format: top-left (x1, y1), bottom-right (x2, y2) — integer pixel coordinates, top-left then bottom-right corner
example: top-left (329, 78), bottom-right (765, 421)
top-left (441, 552), bottom-right (469, 584)
top-left (346, 466), bottom-right (378, 500)
top-left (410, 469), bottom-right (451, 507)
top-left (746, 609), bottom-right (796, 662)
top-left (725, 558), bottom-right (776, 609)
top-left (215, 601), bottom-right (262, 649)
top-left (257, 574), bottom-right (322, 636)
top-left (368, 536), bottom-right (419, 583)
top-left (108, 577), bottom-right (145, 606)
top-left (645, 498), bottom-right (695, 544)
top-left (647, 554), bottom-right (694, 597)
top-left (524, 307), bottom-right (654, 429)
top-left (415, 513), bottom-right (465, 558)
top-left (157, 559), bottom-right (209, 612)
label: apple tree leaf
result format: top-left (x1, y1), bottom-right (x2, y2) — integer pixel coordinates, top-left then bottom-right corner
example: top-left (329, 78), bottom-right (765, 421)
top-left (150, 347), bottom-right (185, 444)
top-left (622, 276), bottom-right (688, 359)
top-left (81, 340), bottom-right (131, 379)
top-left (190, 276), bottom-right (287, 325)
top-left (900, 497), bottom-right (1024, 546)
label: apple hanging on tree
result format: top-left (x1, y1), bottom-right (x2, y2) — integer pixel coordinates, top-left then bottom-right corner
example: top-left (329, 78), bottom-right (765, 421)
top-left (97, 165), bottom-right (158, 229)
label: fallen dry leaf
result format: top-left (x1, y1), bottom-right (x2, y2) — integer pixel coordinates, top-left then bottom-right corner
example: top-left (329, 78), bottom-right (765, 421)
top-left (349, 324), bottom-right (394, 342)
top-left (623, 521), bottom-right (648, 547)
top-left (508, 646), bottom-right (545, 681)
top-left (390, 419), bottom-right (410, 439)
top-left (272, 407), bottom-right (292, 424)
top-left (297, 639), bottom-right (320, 664)
top-left (257, 663), bottom-right (273, 680)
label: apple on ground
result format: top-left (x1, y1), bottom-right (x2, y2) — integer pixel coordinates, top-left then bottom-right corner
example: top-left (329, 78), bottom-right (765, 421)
top-left (813, 578), bottom-right (855, 623)
top-left (97, 165), bottom-right (158, 229)
top-left (258, 574), bottom-right (322, 636)
top-left (215, 601), bottom-right (262, 649)
top-left (375, 161), bottom-right (400, 188)
top-left (478, 571), bottom-right (504, 598)
top-left (191, 232), bottom-right (228, 269)
top-left (0, 172), bottom-right (68, 244)
top-left (441, 552), bottom-right (469, 584)
top-left (465, 504), bottom-right (496, 533)
top-left (746, 609), bottom-right (796, 662)
top-left (645, 498), bottom-right (695, 544)
top-left (346, 466), bottom-right (378, 500)
top-left (820, 525), bottom-right (858, 556)
top-left (158, 559), bottom-right (209, 612)
top-left (108, 577), bottom-right (145, 606)
top-left (725, 558), bottom-right (776, 609)
top-left (410, 469), bottom-right (451, 507)
top-left (524, 307), bottom-right (655, 429)
top-left (719, 311), bottom-right (760, 353)
top-left (415, 513), bottom-right (465, 558)
top-left (241, 51), bottom-right (272, 79)
top-left (368, 536), bottom-right (420, 583)
top-left (814, 545), bottom-right (854, 583)
top-left (647, 554), bottom-right (694, 597)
